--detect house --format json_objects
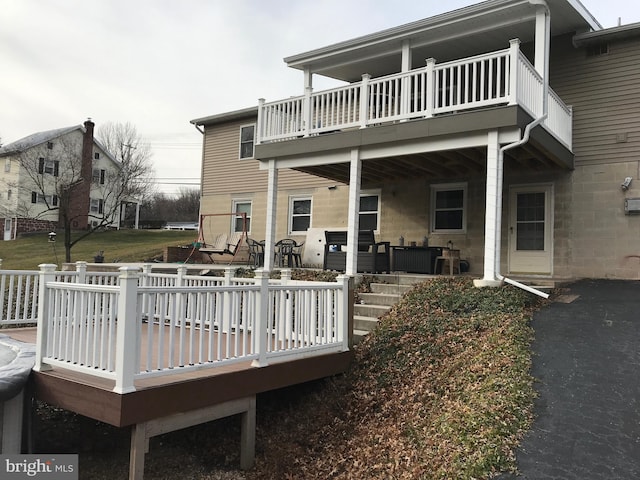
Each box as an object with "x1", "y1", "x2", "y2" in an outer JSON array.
[
  {"x1": 0, "y1": 119, "x2": 123, "y2": 240},
  {"x1": 192, "y1": 0, "x2": 640, "y2": 282}
]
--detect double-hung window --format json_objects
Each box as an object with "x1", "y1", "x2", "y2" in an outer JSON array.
[
  {"x1": 31, "y1": 192, "x2": 58, "y2": 206},
  {"x1": 431, "y1": 183, "x2": 467, "y2": 233},
  {"x1": 38, "y1": 158, "x2": 59, "y2": 176},
  {"x1": 289, "y1": 196, "x2": 312, "y2": 234},
  {"x1": 359, "y1": 192, "x2": 380, "y2": 232},
  {"x1": 232, "y1": 200, "x2": 252, "y2": 233},
  {"x1": 90, "y1": 198, "x2": 104, "y2": 214},
  {"x1": 239, "y1": 125, "x2": 255, "y2": 159},
  {"x1": 92, "y1": 168, "x2": 106, "y2": 184}
]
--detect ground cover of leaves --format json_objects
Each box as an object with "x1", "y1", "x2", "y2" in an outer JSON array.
[{"x1": 34, "y1": 277, "x2": 543, "y2": 479}]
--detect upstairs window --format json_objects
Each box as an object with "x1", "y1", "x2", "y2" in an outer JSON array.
[
  {"x1": 94, "y1": 152, "x2": 100, "y2": 160},
  {"x1": 92, "y1": 168, "x2": 106, "y2": 184},
  {"x1": 239, "y1": 125, "x2": 255, "y2": 159},
  {"x1": 431, "y1": 183, "x2": 467, "y2": 233},
  {"x1": 31, "y1": 192, "x2": 58, "y2": 206},
  {"x1": 359, "y1": 192, "x2": 380, "y2": 232},
  {"x1": 4, "y1": 158, "x2": 9, "y2": 172},
  {"x1": 47, "y1": 142, "x2": 53, "y2": 149},
  {"x1": 289, "y1": 196, "x2": 312, "y2": 234},
  {"x1": 38, "y1": 158, "x2": 59, "y2": 176}
]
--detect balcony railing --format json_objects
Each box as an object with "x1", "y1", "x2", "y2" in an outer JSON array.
[{"x1": 257, "y1": 39, "x2": 572, "y2": 150}]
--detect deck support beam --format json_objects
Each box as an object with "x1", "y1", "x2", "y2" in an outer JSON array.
[{"x1": 129, "y1": 396, "x2": 256, "y2": 480}]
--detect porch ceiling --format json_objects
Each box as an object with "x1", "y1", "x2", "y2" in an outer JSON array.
[
  {"x1": 285, "y1": 0, "x2": 600, "y2": 83},
  {"x1": 294, "y1": 141, "x2": 569, "y2": 187}
]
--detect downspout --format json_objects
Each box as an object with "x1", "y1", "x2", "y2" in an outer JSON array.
[{"x1": 496, "y1": 0, "x2": 551, "y2": 299}]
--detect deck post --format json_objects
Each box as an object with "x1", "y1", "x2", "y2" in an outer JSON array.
[
  {"x1": 303, "y1": 86, "x2": 313, "y2": 137},
  {"x1": 359, "y1": 74, "x2": 371, "y2": 128},
  {"x1": 75, "y1": 261, "x2": 87, "y2": 283},
  {"x1": 336, "y1": 274, "x2": 351, "y2": 351},
  {"x1": 176, "y1": 264, "x2": 187, "y2": 285},
  {"x1": 33, "y1": 264, "x2": 56, "y2": 372},
  {"x1": 425, "y1": 58, "x2": 435, "y2": 117},
  {"x1": 251, "y1": 269, "x2": 269, "y2": 367},
  {"x1": 508, "y1": 39, "x2": 520, "y2": 106},
  {"x1": 114, "y1": 266, "x2": 140, "y2": 394}
]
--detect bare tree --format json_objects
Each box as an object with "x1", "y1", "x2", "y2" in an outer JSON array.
[
  {"x1": 8, "y1": 122, "x2": 155, "y2": 262},
  {"x1": 96, "y1": 122, "x2": 156, "y2": 200}
]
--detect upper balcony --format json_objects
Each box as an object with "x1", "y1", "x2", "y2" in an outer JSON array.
[{"x1": 256, "y1": 40, "x2": 572, "y2": 152}]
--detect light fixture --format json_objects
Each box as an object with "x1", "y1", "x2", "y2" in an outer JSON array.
[
  {"x1": 48, "y1": 231, "x2": 57, "y2": 243},
  {"x1": 621, "y1": 177, "x2": 633, "y2": 191}
]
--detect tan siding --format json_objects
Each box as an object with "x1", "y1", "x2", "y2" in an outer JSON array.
[{"x1": 551, "y1": 35, "x2": 640, "y2": 166}]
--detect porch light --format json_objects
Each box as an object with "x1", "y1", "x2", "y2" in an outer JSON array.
[
  {"x1": 621, "y1": 177, "x2": 632, "y2": 191},
  {"x1": 48, "y1": 231, "x2": 57, "y2": 243}
]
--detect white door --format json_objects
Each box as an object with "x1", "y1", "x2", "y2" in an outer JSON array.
[
  {"x1": 508, "y1": 185, "x2": 553, "y2": 275},
  {"x1": 4, "y1": 218, "x2": 12, "y2": 241}
]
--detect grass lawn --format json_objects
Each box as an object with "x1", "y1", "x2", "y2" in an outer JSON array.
[{"x1": 0, "y1": 229, "x2": 197, "y2": 270}]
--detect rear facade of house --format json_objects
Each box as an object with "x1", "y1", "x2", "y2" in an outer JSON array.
[{"x1": 193, "y1": 0, "x2": 640, "y2": 281}]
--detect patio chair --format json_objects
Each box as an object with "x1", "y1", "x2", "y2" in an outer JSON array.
[
  {"x1": 275, "y1": 238, "x2": 301, "y2": 268},
  {"x1": 247, "y1": 238, "x2": 264, "y2": 268}
]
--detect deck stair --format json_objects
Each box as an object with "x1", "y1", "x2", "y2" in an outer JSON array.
[{"x1": 353, "y1": 275, "x2": 431, "y2": 343}]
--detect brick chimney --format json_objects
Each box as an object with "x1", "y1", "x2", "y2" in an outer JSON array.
[{"x1": 67, "y1": 118, "x2": 94, "y2": 229}]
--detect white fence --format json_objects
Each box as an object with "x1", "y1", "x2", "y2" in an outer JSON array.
[
  {"x1": 257, "y1": 39, "x2": 572, "y2": 149},
  {"x1": 14, "y1": 264, "x2": 349, "y2": 394}
]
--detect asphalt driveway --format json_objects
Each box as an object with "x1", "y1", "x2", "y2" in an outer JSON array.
[{"x1": 498, "y1": 279, "x2": 640, "y2": 479}]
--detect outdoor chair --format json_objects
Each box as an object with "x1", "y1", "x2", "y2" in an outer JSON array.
[
  {"x1": 246, "y1": 238, "x2": 265, "y2": 268},
  {"x1": 275, "y1": 238, "x2": 302, "y2": 268}
]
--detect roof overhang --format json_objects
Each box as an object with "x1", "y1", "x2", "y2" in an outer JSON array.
[
  {"x1": 191, "y1": 107, "x2": 258, "y2": 128},
  {"x1": 284, "y1": 0, "x2": 601, "y2": 82}
]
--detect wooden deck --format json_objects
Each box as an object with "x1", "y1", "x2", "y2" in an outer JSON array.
[{"x1": 6, "y1": 327, "x2": 352, "y2": 428}]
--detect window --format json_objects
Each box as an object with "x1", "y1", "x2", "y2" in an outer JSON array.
[
  {"x1": 94, "y1": 152, "x2": 100, "y2": 160},
  {"x1": 431, "y1": 183, "x2": 467, "y2": 233},
  {"x1": 47, "y1": 142, "x2": 53, "y2": 149},
  {"x1": 289, "y1": 196, "x2": 312, "y2": 234},
  {"x1": 359, "y1": 192, "x2": 380, "y2": 231},
  {"x1": 38, "y1": 158, "x2": 59, "y2": 176},
  {"x1": 90, "y1": 198, "x2": 104, "y2": 214},
  {"x1": 232, "y1": 200, "x2": 252, "y2": 232},
  {"x1": 7, "y1": 189, "x2": 11, "y2": 200},
  {"x1": 239, "y1": 125, "x2": 255, "y2": 159},
  {"x1": 31, "y1": 192, "x2": 58, "y2": 206},
  {"x1": 4, "y1": 158, "x2": 9, "y2": 172},
  {"x1": 92, "y1": 168, "x2": 106, "y2": 184},
  {"x1": 586, "y1": 43, "x2": 609, "y2": 57}
]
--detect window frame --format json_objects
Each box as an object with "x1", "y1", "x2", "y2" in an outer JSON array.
[
  {"x1": 288, "y1": 195, "x2": 312, "y2": 235},
  {"x1": 430, "y1": 182, "x2": 468, "y2": 234},
  {"x1": 239, "y1": 124, "x2": 256, "y2": 160},
  {"x1": 92, "y1": 168, "x2": 106, "y2": 185},
  {"x1": 359, "y1": 190, "x2": 381, "y2": 233},
  {"x1": 31, "y1": 192, "x2": 58, "y2": 206},
  {"x1": 231, "y1": 199, "x2": 252, "y2": 233},
  {"x1": 90, "y1": 198, "x2": 104, "y2": 214}
]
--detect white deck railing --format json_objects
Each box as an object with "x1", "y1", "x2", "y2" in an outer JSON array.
[
  {"x1": 257, "y1": 39, "x2": 572, "y2": 149},
  {"x1": 23, "y1": 264, "x2": 349, "y2": 394}
]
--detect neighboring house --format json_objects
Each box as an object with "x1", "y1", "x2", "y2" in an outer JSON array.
[
  {"x1": 0, "y1": 119, "x2": 122, "y2": 240},
  {"x1": 192, "y1": 0, "x2": 640, "y2": 281}
]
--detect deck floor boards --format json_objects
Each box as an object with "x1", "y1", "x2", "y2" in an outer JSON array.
[{"x1": 4, "y1": 326, "x2": 352, "y2": 427}]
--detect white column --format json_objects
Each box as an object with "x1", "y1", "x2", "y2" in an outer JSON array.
[
  {"x1": 346, "y1": 149, "x2": 362, "y2": 276},
  {"x1": 263, "y1": 160, "x2": 278, "y2": 271},
  {"x1": 134, "y1": 201, "x2": 140, "y2": 229},
  {"x1": 34, "y1": 264, "x2": 57, "y2": 372},
  {"x1": 534, "y1": 5, "x2": 549, "y2": 77},
  {"x1": 474, "y1": 131, "x2": 502, "y2": 288}
]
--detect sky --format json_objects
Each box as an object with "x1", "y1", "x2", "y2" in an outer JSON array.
[{"x1": 2, "y1": 0, "x2": 640, "y2": 196}]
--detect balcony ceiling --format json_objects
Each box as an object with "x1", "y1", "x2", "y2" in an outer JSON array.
[
  {"x1": 293, "y1": 141, "x2": 569, "y2": 188},
  {"x1": 285, "y1": 0, "x2": 600, "y2": 83}
]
